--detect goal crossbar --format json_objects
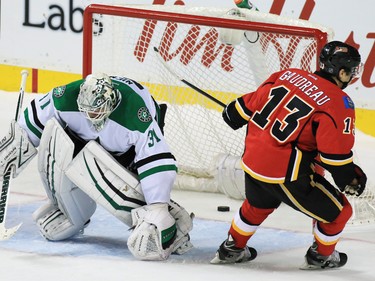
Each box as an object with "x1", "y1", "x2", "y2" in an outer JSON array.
[{"x1": 83, "y1": 4, "x2": 328, "y2": 77}]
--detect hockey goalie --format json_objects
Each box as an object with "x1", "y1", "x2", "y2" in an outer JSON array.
[{"x1": 0, "y1": 73, "x2": 193, "y2": 260}]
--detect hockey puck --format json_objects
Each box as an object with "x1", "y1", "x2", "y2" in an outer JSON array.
[{"x1": 217, "y1": 206, "x2": 230, "y2": 212}]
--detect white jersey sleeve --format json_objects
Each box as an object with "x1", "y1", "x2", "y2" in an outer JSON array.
[{"x1": 18, "y1": 91, "x2": 59, "y2": 147}]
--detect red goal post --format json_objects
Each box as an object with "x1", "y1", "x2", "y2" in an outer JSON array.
[
  {"x1": 82, "y1": 4, "x2": 329, "y2": 77},
  {"x1": 81, "y1": 4, "x2": 375, "y2": 225}
]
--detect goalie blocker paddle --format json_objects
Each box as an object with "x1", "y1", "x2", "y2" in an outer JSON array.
[
  {"x1": 153, "y1": 47, "x2": 226, "y2": 108},
  {"x1": 0, "y1": 69, "x2": 29, "y2": 240}
]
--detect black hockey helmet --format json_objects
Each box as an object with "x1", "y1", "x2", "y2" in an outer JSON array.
[{"x1": 319, "y1": 41, "x2": 361, "y2": 78}]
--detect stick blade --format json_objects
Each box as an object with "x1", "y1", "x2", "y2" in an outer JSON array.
[
  {"x1": 210, "y1": 254, "x2": 226, "y2": 264},
  {"x1": 0, "y1": 223, "x2": 22, "y2": 240}
]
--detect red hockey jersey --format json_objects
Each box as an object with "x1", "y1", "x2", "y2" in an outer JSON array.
[{"x1": 233, "y1": 68, "x2": 355, "y2": 184}]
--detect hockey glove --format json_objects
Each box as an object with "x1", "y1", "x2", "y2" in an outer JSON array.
[
  {"x1": 127, "y1": 203, "x2": 177, "y2": 260},
  {"x1": 343, "y1": 164, "x2": 367, "y2": 197},
  {"x1": 222, "y1": 101, "x2": 248, "y2": 130}
]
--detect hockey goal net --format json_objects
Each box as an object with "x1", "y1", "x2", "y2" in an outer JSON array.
[{"x1": 82, "y1": 4, "x2": 375, "y2": 225}]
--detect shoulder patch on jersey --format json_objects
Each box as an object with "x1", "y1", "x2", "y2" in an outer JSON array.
[
  {"x1": 343, "y1": 96, "x2": 355, "y2": 109},
  {"x1": 137, "y1": 107, "x2": 152, "y2": 122},
  {"x1": 53, "y1": 86, "x2": 66, "y2": 98}
]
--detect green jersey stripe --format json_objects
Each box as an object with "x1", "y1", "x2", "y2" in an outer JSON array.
[
  {"x1": 138, "y1": 164, "x2": 177, "y2": 180},
  {"x1": 24, "y1": 108, "x2": 42, "y2": 139}
]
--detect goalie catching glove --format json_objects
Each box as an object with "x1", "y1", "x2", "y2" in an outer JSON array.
[
  {"x1": 127, "y1": 203, "x2": 177, "y2": 261},
  {"x1": 0, "y1": 120, "x2": 37, "y2": 178},
  {"x1": 127, "y1": 201, "x2": 194, "y2": 261}
]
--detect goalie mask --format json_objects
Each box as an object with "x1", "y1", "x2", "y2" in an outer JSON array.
[
  {"x1": 319, "y1": 41, "x2": 362, "y2": 88},
  {"x1": 78, "y1": 73, "x2": 121, "y2": 131}
]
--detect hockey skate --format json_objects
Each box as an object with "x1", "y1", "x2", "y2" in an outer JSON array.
[
  {"x1": 210, "y1": 235, "x2": 257, "y2": 264},
  {"x1": 300, "y1": 243, "x2": 347, "y2": 270}
]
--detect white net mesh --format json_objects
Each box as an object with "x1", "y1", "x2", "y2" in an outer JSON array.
[
  {"x1": 87, "y1": 5, "x2": 325, "y2": 173},
  {"x1": 83, "y1": 4, "x2": 374, "y2": 225}
]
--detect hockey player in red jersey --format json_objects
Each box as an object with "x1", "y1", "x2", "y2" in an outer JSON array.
[{"x1": 211, "y1": 41, "x2": 367, "y2": 269}]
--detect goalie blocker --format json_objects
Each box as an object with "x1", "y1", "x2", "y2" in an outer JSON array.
[
  {"x1": 0, "y1": 120, "x2": 37, "y2": 239},
  {"x1": 0, "y1": 120, "x2": 37, "y2": 179},
  {"x1": 33, "y1": 118, "x2": 193, "y2": 260}
]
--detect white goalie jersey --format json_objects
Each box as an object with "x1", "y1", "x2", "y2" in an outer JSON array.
[
  {"x1": 13, "y1": 74, "x2": 193, "y2": 261},
  {"x1": 18, "y1": 75, "x2": 177, "y2": 205}
]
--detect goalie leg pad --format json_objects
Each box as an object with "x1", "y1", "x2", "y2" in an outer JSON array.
[
  {"x1": 65, "y1": 140, "x2": 146, "y2": 227},
  {"x1": 127, "y1": 203, "x2": 177, "y2": 260},
  {"x1": 36, "y1": 119, "x2": 96, "y2": 240},
  {"x1": 0, "y1": 120, "x2": 37, "y2": 178},
  {"x1": 32, "y1": 202, "x2": 89, "y2": 241}
]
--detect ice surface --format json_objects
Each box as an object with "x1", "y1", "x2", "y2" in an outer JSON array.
[{"x1": 1, "y1": 91, "x2": 374, "y2": 281}]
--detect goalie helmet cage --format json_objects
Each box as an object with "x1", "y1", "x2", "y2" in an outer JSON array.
[{"x1": 82, "y1": 4, "x2": 375, "y2": 225}]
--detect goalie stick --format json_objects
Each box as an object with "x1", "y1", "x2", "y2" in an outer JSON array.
[
  {"x1": 153, "y1": 47, "x2": 226, "y2": 108},
  {"x1": 0, "y1": 70, "x2": 29, "y2": 240}
]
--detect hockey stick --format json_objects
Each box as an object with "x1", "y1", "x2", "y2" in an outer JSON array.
[
  {"x1": 153, "y1": 47, "x2": 226, "y2": 108},
  {"x1": 0, "y1": 69, "x2": 29, "y2": 240}
]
